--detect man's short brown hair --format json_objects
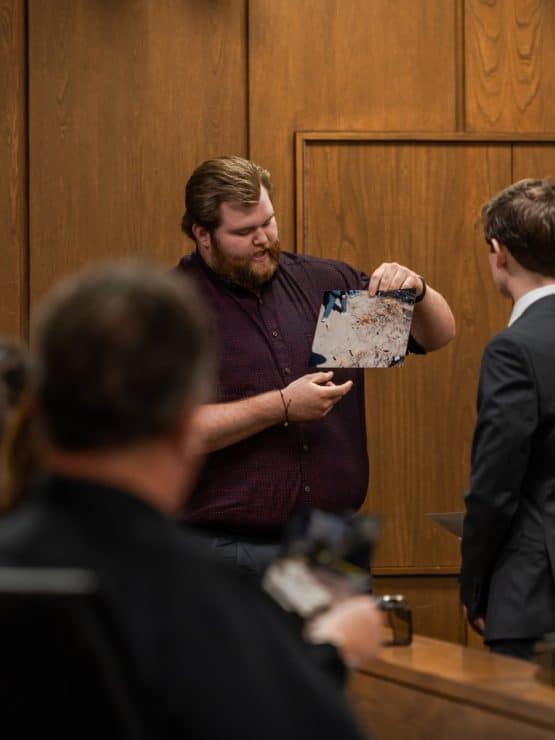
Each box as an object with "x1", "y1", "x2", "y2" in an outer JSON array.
[
  {"x1": 181, "y1": 156, "x2": 272, "y2": 239},
  {"x1": 482, "y1": 178, "x2": 555, "y2": 276},
  {"x1": 34, "y1": 262, "x2": 213, "y2": 451}
]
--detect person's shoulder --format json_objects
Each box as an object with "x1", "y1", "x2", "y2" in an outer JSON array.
[
  {"x1": 280, "y1": 251, "x2": 356, "y2": 272},
  {"x1": 173, "y1": 251, "x2": 208, "y2": 281},
  {"x1": 279, "y1": 251, "x2": 367, "y2": 286},
  {"x1": 0, "y1": 491, "x2": 62, "y2": 566},
  {"x1": 480, "y1": 327, "x2": 534, "y2": 380},
  {"x1": 0, "y1": 504, "x2": 38, "y2": 553},
  {"x1": 486, "y1": 309, "x2": 546, "y2": 354},
  {"x1": 486, "y1": 309, "x2": 555, "y2": 378},
  {"x1": 483, "y1": 327, "x2": 521, "y2": 357},
  {"x1": 512, "y1": 296, "x2": 555, "y2": 338}
]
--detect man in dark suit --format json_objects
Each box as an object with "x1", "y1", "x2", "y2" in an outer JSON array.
[
  {"x1": 0, "y1": 262, "x2": 381, "y2": 738},
  {"x1": 461, "y1": 179, "x2": 555, "y2": 661}
]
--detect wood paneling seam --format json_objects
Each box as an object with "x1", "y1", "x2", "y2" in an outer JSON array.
[
  {"x1": 455, "y1": 0, "x2": 466, "y2": 132},
  {"x1": 22, "y1": 0, "x2": 30, "y2": 340}
]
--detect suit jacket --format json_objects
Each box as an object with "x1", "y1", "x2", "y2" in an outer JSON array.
[
  {"x1": 461, "y1": 295, "x2": 555, "y2": 642},
  {"x1": 0, "y1": 475, "x2": 365, "y2": 740}
]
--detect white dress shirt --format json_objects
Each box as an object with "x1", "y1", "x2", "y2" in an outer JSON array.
[{"x1": 508, "y1": 284, "x2": 555, "y2": 326}]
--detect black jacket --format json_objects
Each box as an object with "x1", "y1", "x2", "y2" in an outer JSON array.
[
  {"x1": 0, "y1": 474, "x2": 366, "y2": 739},
  {"x1": 461, "y1": 295, "x2": 555, "y2": 641}
]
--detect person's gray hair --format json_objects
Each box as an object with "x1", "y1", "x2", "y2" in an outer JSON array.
[{"x1": 33, "y1": 261, "x2": 214, "y2": 451}]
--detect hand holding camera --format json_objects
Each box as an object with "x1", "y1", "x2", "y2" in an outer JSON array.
[
  {"x1": 262, "y1": 509, "x2": 412, "y2": 667},
  {"x1": 305, "y1": 594, "x2": 384, "y2": 668}
]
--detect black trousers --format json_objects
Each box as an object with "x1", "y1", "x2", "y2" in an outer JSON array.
[
  {"x1": 188, "y1": 526, "x2": 373, "y2": 592},
  {"x1": 488, "y1": 638, "x2": 537, "y2": 662},
  {"x1": 188, "y1": 528, "x2": 281, "y2": 579}
]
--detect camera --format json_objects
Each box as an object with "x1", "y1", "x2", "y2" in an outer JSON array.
[{"x1": 262, "y1": 509, "x2": 412, "y2": 645}]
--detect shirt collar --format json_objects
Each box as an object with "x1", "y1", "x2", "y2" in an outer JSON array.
[{"x1": 508, "y1": 284, "x2": 555, "y2": 326}]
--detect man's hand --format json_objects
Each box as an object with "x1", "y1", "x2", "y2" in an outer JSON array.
[
  {"x1": 368, "y1": 262, "x2": 425, "y2": 298},
  {"x1": 463, "y1": 605, "x2": 485, "y2": 636},
  {"x1": 282, "y1": 371, "x2": 353, "y2": 422},
  {"x1": 368, "y1": 261, "x2": 455, "y2": 350},
  {"x1": 195, "y1": 372, "x2": 352, "y2": 452},
  {"x1": 305, "y1": 595, "x2": 383, "y2": 668}
]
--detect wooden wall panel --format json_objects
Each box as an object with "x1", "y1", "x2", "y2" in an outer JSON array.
[
  {"x1": 28, "y1": 0, "x2": 247, "y2": 306},
  {"x1": 301, "y1": 137, "x2": 510, "y2": 569},
  {"x1": 250, "y1": 0, "x2": 459, "y2": 252},
  {"x1": 512, "y1": 144, "x2": 555, "y2": 181},
  {"x1": 373, "y1": 575, "x2": 464, "y2": 645},
  {"x1": 0, "y1": 0, "x2": 26, "y2": 338},
  {"x1": 466, "y1": 0, "x2": 555, "y2": 132}
]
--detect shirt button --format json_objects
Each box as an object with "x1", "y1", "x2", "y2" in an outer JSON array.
[
  {"x1": 304, "y1": 485, "x2": 311, "y2": 493},
  {"x1": 284, "y1": 367, "x2": 291, "y2": 375},
  {"x1": 272, "y1": 330, "x2": 279, "y2": 337},
  {"x1": 302, "y1": 444, "x2": 309, "y2": 452}
]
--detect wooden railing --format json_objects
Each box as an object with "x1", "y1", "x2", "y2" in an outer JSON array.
[{"x1": 349, "y1": 633, "x2": 555, "y2": 740}]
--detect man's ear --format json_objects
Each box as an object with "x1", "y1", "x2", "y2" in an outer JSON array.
[
  {"x1": 491, "y1": 239, "x2": 508, "y2": 269},
  {"x1": 192, "y1": 224, "x2": 211, "y2": 252}
]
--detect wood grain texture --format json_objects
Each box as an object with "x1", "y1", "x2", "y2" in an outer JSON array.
[
  {"x1": 373, "y1": 575, "x2": 465, "y2": 645},
  {"x1": 301, "y1": 137, "x2": 511, "y2": 569},
  {"x1": 349, "y1": 633, "x2": 555, "y2": 738},
  {"x1": 249, "y1": 0, "x2": 458, "y2": 252},
  {"x1": 466, "y1": 0, "x2": 555, "y2": 132},
  {"x1": 512, "y1": 143, "x2": 555, "y2": 181},
  {"x1": 349, "y1": 671, "x2": 555, "y2": 740},
  {"x1": 28, "y1": 0, "x2": 247, "y2": 305},
  {"x1": 0, "y1": 0, "x2": 26, "y2": 338}
]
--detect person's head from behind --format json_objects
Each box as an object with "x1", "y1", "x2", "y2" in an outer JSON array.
[
  {"x1": 33, "y1": 262, "x2": 213, "y2": 510},
  {"x1": 482, "y1": 178, "x2": 555, "y2": 296},
  {"x1": 181, "y1": 156, "x2": 280, "y2": 291}
]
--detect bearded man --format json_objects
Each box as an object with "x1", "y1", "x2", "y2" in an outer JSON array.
[{"x1": 176, "y1": 156, "x2": 455, "y2": 576}]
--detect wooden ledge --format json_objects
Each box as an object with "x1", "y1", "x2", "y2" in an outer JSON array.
[{"x1": 351, "y1": 633, "x2": 555, "y2": 733}]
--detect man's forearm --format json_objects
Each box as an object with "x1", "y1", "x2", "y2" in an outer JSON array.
[
  {"x1": 195, "y1": 372, "x2": 354, "y2": 453},
  {"x1": 411, "y1": 285, "x2": 456, "y2": 351},
  {"x1": 195, "y1": 391, "x2": 284, "y2": 453}
]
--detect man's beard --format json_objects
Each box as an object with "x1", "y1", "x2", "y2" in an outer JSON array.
[{"x1": 210, "y1": 237, "x2": 281, "y2": 291}]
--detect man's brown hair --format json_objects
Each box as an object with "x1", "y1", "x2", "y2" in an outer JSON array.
[
  {"x1": 482, "y1": 178, "x2": 555, "y2": 276},
  {"x1": 34, "y1": 262, "x2": 213, "y2": 451},
  {"x1": 181, "y1": 156, "x2": 272, "y2": 239}
]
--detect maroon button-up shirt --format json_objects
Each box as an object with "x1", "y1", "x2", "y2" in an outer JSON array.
[{"x1": 177, "y1": 250, "x2": 422, "y2": 534}]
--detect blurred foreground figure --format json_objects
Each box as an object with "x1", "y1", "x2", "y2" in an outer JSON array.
[
  {"x1": 461, "y1": 180, "x2": 555, "y2": 661},
  {"x1": 0, "y1": 262, "x2": 379, "y2": 739},
  {"x1": 0, "y1": 341, "x2": 34, "y2": 511}
]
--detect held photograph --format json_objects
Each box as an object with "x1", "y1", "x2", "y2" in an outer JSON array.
[{"x1": 310, "y1": 289, "x2": 416, "y2": 369}]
